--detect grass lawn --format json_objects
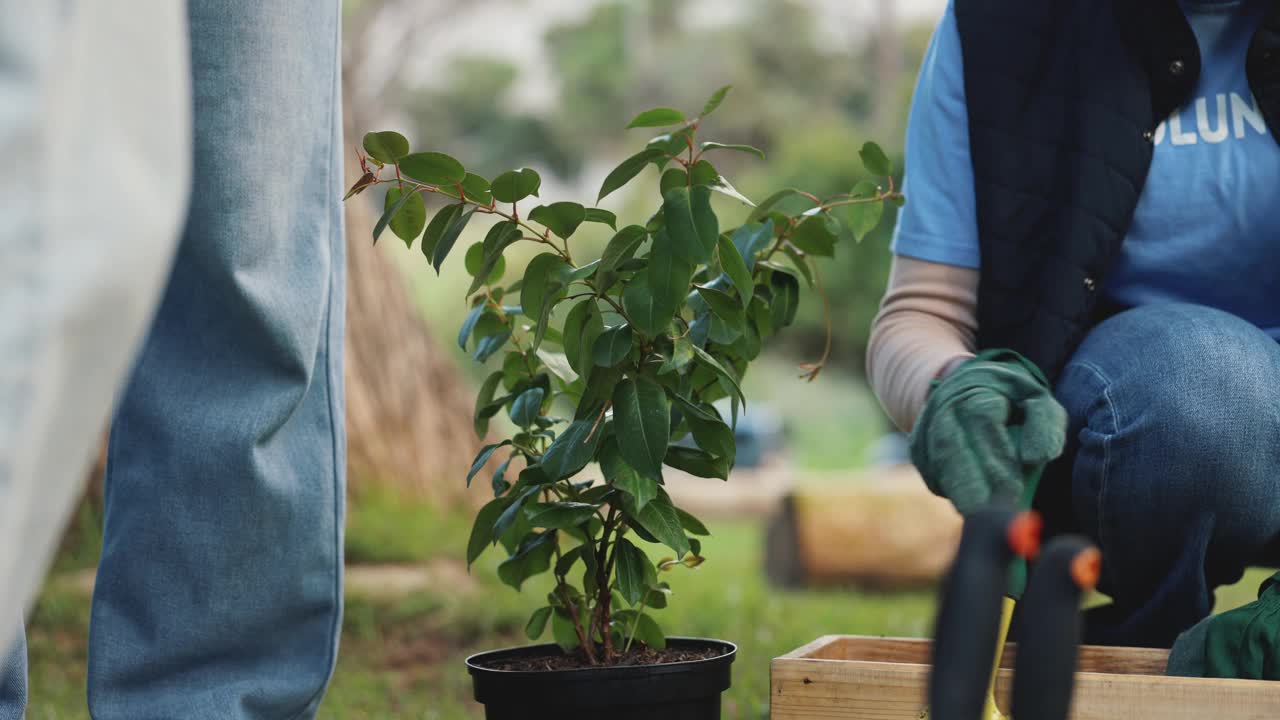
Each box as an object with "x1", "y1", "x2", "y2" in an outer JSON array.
[
  {"x1": 22, "y1": 496, "x2": 1275, "y2": 719},
  {"x1": 25, "y1": 515, "x2": 935, "y2": 719}
]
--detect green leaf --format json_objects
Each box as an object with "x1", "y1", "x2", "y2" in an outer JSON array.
[
  {"x1": 701, "y1": 85, "x2": 732, "y2": 117},
  {"x1": 708, "y1": 174, "x2": 756, "y2": 207},
  {"x1": 631, "y1": 613, "x2": 667, "y2": 650},
  {"x1": 383, "y1": 187, "x2": 427, "y2": 246},
  {"x1": 540, "y1": 415, "x2": 606, "y2": 481},
  {"x1": 421, "y1": 203, "x2": 462, "y2": 260},
  {"x1": 690, "y1": 345, "x2": 745, "y2": 410},
  {"x1": 615, "y1": 539, "x2": 652, "y2": 606},
  {"x1": 509, "y1": 387, "x2": 545, "y2": 427},
  {"x1": 613, "y1": 377, "x2": 670, "y2": 480},
  {"x1": 492, "y1": 455, "x2": 513, "y2": 496},
  {"x1": 689, "y1": 160, "x2": 719, "y2": 187},
  {"x1": 575, "y1": 365, "x2": 622, "y2": 420},
  {"x1": 363, "y1": 131, "x2": 410, "y2": 164},
  {"x1": 695, "y1": 285, "x2": 746, "y2": 335},
  {"x1": 562, "y1": 300, "x2": 604, "y2": 377},
  {"x1": 468, "y1": 440, "x2": 512, "y2": 487},
  {"x1": 838, "y1": 180, "x2": 885, "y2": 242},
  {"x1": 664, "y1": 446, "x2": 730, "y2": 480},
  {"x1": 526, "y1": 606, "x2": 553, "y2": 640},
  {"x1": 457, "y1": 305, "x2": 484, "y2": 350},
  {"x1": 529, "y1": 202, "x2": 587, "y2": 240},
  {"x1": 432, "y1": 207, "x2": 475, "y2": 272},
  {"x1": 622, "y1": 491, "x2": 690, "y2": 557},
  {"x1": 647, "y1": 127, "x2": 694, "y2": 160},
  {"x1": 469, "y1": 222, "x2": 523, "y2": 295},
  {"x1": 731, "y1": 220, "x2": 775, "y2": 265},
  {"x1": 675, "y1": 396, "x2": 735, "y2": 459},
  {"x1": 491, "y1": 168, "x2": 542, "y2": 204},
  {"x1": 791, "y1": 213, "x2": 836, "y2": 257},
  {"x1": 716, "y1": 235, "x2": 754, "y2": 304},
  {"x1": 464, "y1": 243, "x2": 507, "y2": 286},
  {"x1": 648, "y1": 227, "x2": 694, "y2": 312},
  {"x1": 498, "y1": 531, "x2": 557, "y2": 590},
  {"x1": 781, "y1": 246, "x2": 815, "y2": 287},
  {"x1": 770, "y1": 270, "x2": 801, "y2": 328},
  {"x1": 554, "y1": 545, "x2": 585, "y2": 577},
  {"x1": 663, "y1": 186, "x2": 719, "y2": 264},
  {"x1": 624, "y1": 276, "x2": 678, "y2": 340},
  {"x1": 659, "y1": 168, "x2": 688, "y2": 197},
  {"x1": 474, "y1": 372, "x2": 505, "y2": 438},
  {"x1": 659, "y1": 335, "x2": 695, "y2": 374},
  {"x1": 599, "y1": 226, "x2": 648, "y2": 274},
  {"x1": 473, "y1": 328, "x2": 511, "y2": 363},
  {"x1": 467, "y1": 497, "x2": 510, "y2": 567},
  {"x1": 493, "y1": 486, "x2": 540, "y2": 545},
  {"x1": 436, "y1": 172, "x2": 494, "y2": 206},
  {"x1": 699, "y1": 141, "x2": 765, "y2": 160},
  {"x1": 372, "y1": 187, "x2": 416, "y2": 245},
  {"x1": 593, "y1": 325, "x2": 634, "y2": 367},
  {"x1": 675, "y1": 506, "x2": 710, "y2": 536},
  {"x1": 747, "y1": 188, "x2": 807, "y2": 223},
  {"x1": 644, "y1": 582, "x2": 672, "y2": 609},
  {"x1": 598, "y1": 148, "x2": 665, "y2": 202},
  {"x1": 859, "y1": 141, "x2": 892, "y2": 176},
  {"x1": 527, "y1": 502, "x2": 600, "y2": 530},
  {"x1": 584, "y1": 207, "x2": 618, "y2": 230},
  {"x1": 462, "y1": 173, "x2": 493, "y2": 205},
  {"x1": 749, "y1": 296, "x2": 773, "y2": 341},
  {"x1": 399, "y1": 151, "x2": 466, "y2": 185},
  {"x1": 601, "y1": 437, "x2": 658, "y2": 509},
  {"x1": 627, "y1": 107, "x2": 686, "y2": 129},
  {"x1": 535, "y1": 348, "x2": 578, "y2": 384},
  {"x1": 521, "y1": 253, "x2": 572, "y2": 320},
  {"x1": 552, "y1": 608, "x2": 580, "y2": 650}
]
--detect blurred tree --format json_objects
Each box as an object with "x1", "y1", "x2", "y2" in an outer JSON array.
[
  {"x1": 404, "y1": 57, "x2": 579, "y2": 178},
  {"x1": 342, "y1": 0, "x2": 490, "y2": 506}
]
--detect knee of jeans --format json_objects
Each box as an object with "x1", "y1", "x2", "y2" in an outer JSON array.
[
  {"x1": 1123, "y1": 357, "x2": 1280, "y2": 511},
  {"x1": 1071, "y1": 304, "x2": 1280, "y2": 498}
]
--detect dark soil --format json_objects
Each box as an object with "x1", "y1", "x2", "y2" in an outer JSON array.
[{"x1": 481, "y1": 644, "x2": 726, "y2": 672}]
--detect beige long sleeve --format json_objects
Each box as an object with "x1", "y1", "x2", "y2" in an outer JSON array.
[{"x1": 866, "y1": 256, "x2": 980, "y2": 432}]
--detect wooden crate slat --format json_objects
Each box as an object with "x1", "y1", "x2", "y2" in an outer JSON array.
[{"x1": 771, "y1": 636, "x2": 1280, "y2": 719}]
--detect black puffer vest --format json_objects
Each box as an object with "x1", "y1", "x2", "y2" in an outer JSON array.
[{"x1": 954, "y1": 0, "x2": 1280, "y2": 381}]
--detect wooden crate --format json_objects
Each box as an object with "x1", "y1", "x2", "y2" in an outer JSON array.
[{"x1": 771, "y1": 635, "x2": 1280, "y2": 719}]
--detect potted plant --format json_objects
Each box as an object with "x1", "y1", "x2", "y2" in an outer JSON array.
[{"x1": 346, "y1": 86, "x2": 900, "y2": 719}]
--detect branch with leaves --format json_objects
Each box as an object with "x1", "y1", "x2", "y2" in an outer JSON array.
[{"x1": 346, "y1": 86, "x2": 901, "y2": 665}]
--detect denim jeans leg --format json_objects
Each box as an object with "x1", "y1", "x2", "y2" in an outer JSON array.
[
  {"x1": 0, "y1": 631, "x2": 25, "y2": 720},
  {"x1": 1056, "y1": 303, "x2": 1280, "y2": 648},
  {"x1": 86, "y1": 2, "x2": 345, "y2": 718}
]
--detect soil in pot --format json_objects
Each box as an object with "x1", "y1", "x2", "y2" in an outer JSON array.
[{"x1": 467, "y1": 637, "x2": 736, "y2": 720}]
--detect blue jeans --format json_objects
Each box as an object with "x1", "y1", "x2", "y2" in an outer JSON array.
[
  {"x1": 0, "y1": 1, "x2": 346, "y2": 717},
  {"x1": 1052, "y1": 303, "x2": 1280, "y2": 648}
]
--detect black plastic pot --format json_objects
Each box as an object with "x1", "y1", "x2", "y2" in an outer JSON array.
[{"x1": 466, "y1": 637, "x2": 737, "y2": 719}]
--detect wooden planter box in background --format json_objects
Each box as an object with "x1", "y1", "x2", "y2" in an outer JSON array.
[{"x1": 771, "y1": 635, "x2": 1280, "y2": 719}]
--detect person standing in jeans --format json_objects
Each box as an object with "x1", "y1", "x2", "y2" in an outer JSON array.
[
  {"x1": 870, "y1": 0, "x2": 1280, "y2": 678},
  {"x1": 0, "y1": 1, "x2": 346, "y2": 717}
]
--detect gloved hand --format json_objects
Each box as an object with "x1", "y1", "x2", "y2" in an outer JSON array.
[
  {"x1": 1167, "y1": 571, "x2": 1280, "y2": 679},
  {"x1": 909, "y1": 349, "x2": 1068, "y2": 516}
]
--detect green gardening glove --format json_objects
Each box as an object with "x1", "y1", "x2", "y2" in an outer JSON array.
[
  {"x1": 1167, "y1": 572, "x2": 1280, "y2": 679},
  {"x1": 909, "y1": 349, "x2": 1068, "y2": 517}
]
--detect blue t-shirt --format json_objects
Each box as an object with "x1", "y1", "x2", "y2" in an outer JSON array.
[{"x1": 893, "y1": 0, "x2": 1280, "y2": 339}]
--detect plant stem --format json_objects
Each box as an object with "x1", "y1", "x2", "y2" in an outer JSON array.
[
  {"x1": 558, "y1": 584, "x2": 597, "y2": 666},
  {"x1": 798, "y1": 259, "x2": 832, "y2": 382},
  {"x1": 623, "y1": 597, "x2": 649, "y2": 654}
]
